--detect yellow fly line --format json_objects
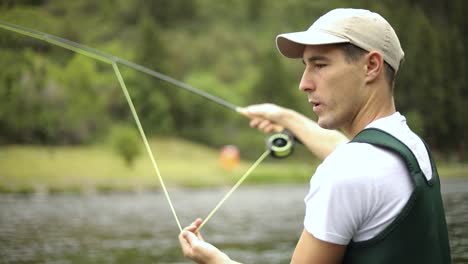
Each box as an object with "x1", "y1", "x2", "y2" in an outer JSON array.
[
  {"x1": 196, "y1": 149, "x2": 271, "y2": 232},
  {"x1": 112, "y1": 62, "x2": 183, "y2": 231},
  {"x1": 0, "y1": 20, "x2": 272, "y2": 232}
]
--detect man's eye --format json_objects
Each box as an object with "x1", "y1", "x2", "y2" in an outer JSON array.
[{"x1": 315, "y1": 64, "x2": 327, "y2": 69}]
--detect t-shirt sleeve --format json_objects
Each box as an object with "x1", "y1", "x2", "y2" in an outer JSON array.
[{"x1": 303, "y1": 144, "x2": 377, "y2": 245}]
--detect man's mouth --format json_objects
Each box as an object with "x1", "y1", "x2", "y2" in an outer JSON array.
[
  {"x1": 309, "y1": 100, "x2": 322, "y2": 112},
  {"x1": 309, "y1": 99, "x2": 320, "y2": 107}
]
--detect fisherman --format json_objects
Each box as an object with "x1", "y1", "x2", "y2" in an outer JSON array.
[{"x1": 179, "y1": 8, "x2": 451, "y2": 263}]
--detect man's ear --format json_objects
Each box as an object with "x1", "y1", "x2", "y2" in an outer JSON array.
[{"x1": 364, "y1": 51, "x2": 384, "y2": 83}]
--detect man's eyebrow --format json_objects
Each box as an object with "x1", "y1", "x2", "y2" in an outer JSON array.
[{"x1": 302, "y1": 55, "x2": 330, "y2": 65}]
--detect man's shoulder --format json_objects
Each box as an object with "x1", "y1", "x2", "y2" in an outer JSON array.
[
  {"x1": 327, "y1": 140, "x2": 399, "y2": 165},
  {"x1": 364, "y1": 112, "x2": 433, "y2": 180},
  {"x1": 318, "y1": 142, "x2": 403, "y2": 183}
]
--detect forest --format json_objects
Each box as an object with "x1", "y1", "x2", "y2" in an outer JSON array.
[{"x1": 0, "y1": 0, "x2": 466, "y2": 160}]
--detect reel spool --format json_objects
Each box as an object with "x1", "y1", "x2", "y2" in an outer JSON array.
[{"x1": 266, "y1": 131, "x2": 296, "y2": 158}]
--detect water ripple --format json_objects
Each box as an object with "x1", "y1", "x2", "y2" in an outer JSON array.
[{"x1": 0, "y1": 181, "x2": 466, "y2": 263}]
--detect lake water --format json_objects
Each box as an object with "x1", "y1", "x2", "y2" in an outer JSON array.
[{"x1": 1, "y1": 179, "x2": 467, "y2": 263}]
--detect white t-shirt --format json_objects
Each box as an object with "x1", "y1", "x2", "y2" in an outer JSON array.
[{"x1": 304, "y1": 112, "x2": 432, "y2": 245}]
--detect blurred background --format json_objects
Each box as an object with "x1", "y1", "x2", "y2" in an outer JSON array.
[{"x1": 0, "y1": 0, "x2": 467, "y2": 263}]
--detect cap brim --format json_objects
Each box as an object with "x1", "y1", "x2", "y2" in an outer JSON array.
[{"x1": 276, "y1": 30, "x2": 350, "y2": 58}]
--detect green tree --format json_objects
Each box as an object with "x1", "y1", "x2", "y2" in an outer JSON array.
[
  {"x1": 109, "y1": 124, "x2": 141, "y2": 167},
  {"x1": 251, "y1": 48, "x2": 297, "y2": 106},
  {"x1": 132, "y1": 15, "x2": 175, "y2": 134},
  {"x1": 0, "y1": 0, "x2": 466, "y2": 158}
]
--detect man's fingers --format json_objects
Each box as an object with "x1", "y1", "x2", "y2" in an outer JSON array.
[
  {"x1": 191, "y1": 218, "x2": 203, "y2": 229},
  {"x1": 182, "y1": 218, "x2": 205, "y2": 242},
  {"x1": 184, "y1": 218, "x2": 203, "y2": 232},
  {"x1": 270, "y1": 123, "x2": 285, "y2": 133},
  {"x1": 243, "y1": 104, "x2": 287, "y2": 134},
  {"x1": 240, "y1": 105, "x2": 268, "y2": 119},
  {"x1": 264, "y1": 124, "x2": 275, "y2": 133},
  {"x1": 250, "y1": 118, "x2": 284, "y2": 133},
  {"x1": 258, "y1": 119, "x2": 272, "y2": 131},
  {"x1": 249, "y1": 118, "x2": 262, "y2": 128},
  {"x1": 179, "y1": 231, "x2": 193, "y2": 257},
  {"x1": 182, "y1": 230, "x2": 197, "y2": 244}
]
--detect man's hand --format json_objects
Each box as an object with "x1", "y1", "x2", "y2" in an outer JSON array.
[
  {"x1": 238, "y1": 103, "x2": 289, "y2": 133},
  {"x1": 178, "y1": 218, "x2": 231, "y2": 264},
  {"x1": 238, "y1": 103, "x2": 348, "y2": 160}
]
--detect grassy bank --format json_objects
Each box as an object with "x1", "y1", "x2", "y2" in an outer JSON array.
[
  {"x1": 0, "y1": 138, "x2": 466, "y2": 194},
  {"x1": 0, "y1": 137, "x2": 318, "y2": 193}
]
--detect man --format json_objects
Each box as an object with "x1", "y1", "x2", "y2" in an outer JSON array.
[{"x1": 179, "y1": 8, "x2": 451, "y2": 263}]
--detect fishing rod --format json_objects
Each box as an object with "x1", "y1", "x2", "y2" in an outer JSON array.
[
  {"x1": 0, "y1": 20, "x2": 238, "y2": 112},
  {"x1": 0, "y1": 19, "x2": 296, "y2": 157},
  {"x1": 0, "y1": 20, "x2": 297, "y2": 231}
]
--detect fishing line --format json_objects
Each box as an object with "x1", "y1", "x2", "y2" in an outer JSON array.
[
  {"x1": 0, "y1": 20, "x2": 296, "y2": 232},
  {"x1": 112, "y1": 63, "x2": 182, "y2": 231},
  {"x1": 196, "y1": 149, "x2": 271, "y2": 232},
  {"x1": 0, "y1": 20, "x2": 240, "y2": 231}
]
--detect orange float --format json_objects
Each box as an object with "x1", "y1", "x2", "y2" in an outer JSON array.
[{"x1": 219, "y1": 145, "x2": 240, "y2": 171}]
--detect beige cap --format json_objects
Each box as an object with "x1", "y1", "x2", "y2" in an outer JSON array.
[{"x1": 276, "y1": 8, "x2": 404, "y2": 72}]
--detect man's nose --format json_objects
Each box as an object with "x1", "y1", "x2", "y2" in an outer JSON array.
[{"x1": 299, "y1": 71, "x2": 316, "y2": 92}]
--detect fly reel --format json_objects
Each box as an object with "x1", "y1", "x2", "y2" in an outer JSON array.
[{"x1": 266, "y1": 131, "x2": 296, "y2": 158}]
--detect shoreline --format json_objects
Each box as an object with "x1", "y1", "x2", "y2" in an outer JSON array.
[
  {"x1": 1, "y1": 173, "x2": 466, "y2": 195},
  {"x1": 1, "y1": 142, "x2": 466, "y2": 194}
]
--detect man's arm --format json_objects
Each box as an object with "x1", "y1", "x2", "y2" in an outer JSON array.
[
  {"x1": 239, "y1": 104, "x2": 348, "y2": 160},
  {"x1": 291, "y1": 229, "x2": 346, "y2": 264}
]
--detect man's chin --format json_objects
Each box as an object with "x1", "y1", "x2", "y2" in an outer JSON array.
[{"x1": 317, "y1": 119, "x2": 336, "y2": 130}]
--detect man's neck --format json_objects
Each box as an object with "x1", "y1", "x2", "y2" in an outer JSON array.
[{"x1": 345, "y1": 92, "x2": 396, "y2": 139}]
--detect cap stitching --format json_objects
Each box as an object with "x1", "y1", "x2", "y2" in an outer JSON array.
[
  {"x1": 382, "y1": 26, "x2": 392, "y2": 68},
  {"x1": 317, "y1": 28, "x2": 350, "y2": 41},
  {"x1": 382, "y1": 26, "x2": 390, "y2": 53}
]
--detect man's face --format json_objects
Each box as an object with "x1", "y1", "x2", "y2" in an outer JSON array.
[{"x1": 300, "y1": 45, "x2": 368, "y2": 132}]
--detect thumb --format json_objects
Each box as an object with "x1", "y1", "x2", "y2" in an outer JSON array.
[
  {"x1": 236, "y1": 107, "x2": 250, "y2": 118},
  {"x1": 238, "y1": 104, "x2": 272, "y2": 119}
]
